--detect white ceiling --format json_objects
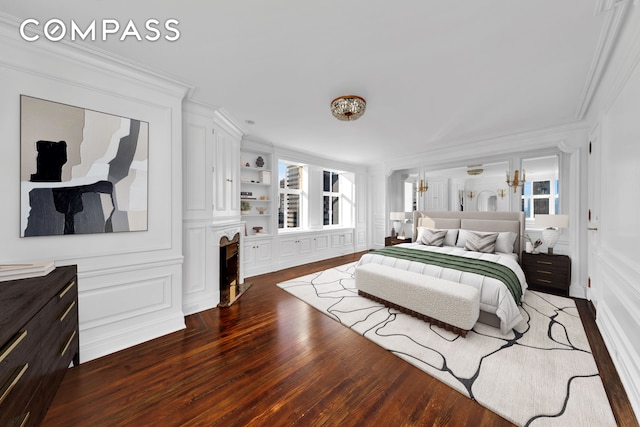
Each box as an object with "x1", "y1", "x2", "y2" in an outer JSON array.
[{"x1": 0, "y1": 1, "x2": 608, "y2": 165}]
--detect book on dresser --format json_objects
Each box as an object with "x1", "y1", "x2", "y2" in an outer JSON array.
[{"x1": 0, "y1": 265, "x2": 79, "y2": 426}]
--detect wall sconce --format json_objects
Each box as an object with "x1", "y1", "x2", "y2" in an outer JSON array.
[
  {"x1": 497, "y1": 189, "x2": 506, "y2": 199},
  {"x1": 467, "y1": 191, "x2": 475, "y2": 199},
  {"x1": 418, "y1": 179, "x2": 429, "y2": 195},
  {"x1": 506, "y1": 169, "x2": 525, "y2": 192}
]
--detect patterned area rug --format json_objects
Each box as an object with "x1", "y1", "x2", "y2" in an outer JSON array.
[{"x1": 277, "y1": 262, "x2": 616, "y2": 427}]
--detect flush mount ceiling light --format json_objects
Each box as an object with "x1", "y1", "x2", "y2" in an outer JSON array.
[
  {"x1": 467, "y1": 164, "x2": 484, "y2": 175},
  {"x1": 330, "y1": 95, "x2": 366, "y2": 121}
]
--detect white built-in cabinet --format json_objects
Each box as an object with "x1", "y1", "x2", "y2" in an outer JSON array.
[
  {"x1": 243, "y1": 238, "x2": 273, "y2": 278},
  {"x1": 213, "y1": 126, "x2": 240, "y2": 221},
  {"x1": 277, "y1": 229, "x2": 354, "y2": 270},
  {"x1": 182, "y1": 103, "x2": 245, "y2": 315}
]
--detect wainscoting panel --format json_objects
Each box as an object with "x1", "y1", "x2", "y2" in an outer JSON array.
[
  {"x1": 597, "y1": 247, "x2": 640, "y2": 420},
  {"x1": 78, "y1": 261, "x2": 185, "y2": 363}
]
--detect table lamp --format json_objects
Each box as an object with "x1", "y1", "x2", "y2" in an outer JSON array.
[{"x1": 535, "y1": 214, "x2": 569, "y2": 254}]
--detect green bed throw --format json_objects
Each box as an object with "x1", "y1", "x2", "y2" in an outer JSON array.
[{"x1": 371, "y1": 246, "x2": 522, "y2": 305}]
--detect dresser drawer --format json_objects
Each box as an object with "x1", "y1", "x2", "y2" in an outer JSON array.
[
  {"x1": 0, "y1": 316, "x2": 42, "y2": 427},
  {"x1": 40, "y1": 279, "x2": 78, "y2": 373}
]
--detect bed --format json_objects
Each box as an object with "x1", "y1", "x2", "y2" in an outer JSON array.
[{"x1": 357, "y1": 210, "x2": 528, "y2": 334}]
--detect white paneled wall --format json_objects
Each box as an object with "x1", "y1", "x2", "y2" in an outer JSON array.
[{"x1": 0, "y1": 18, "x2": 189, "y2": 362}]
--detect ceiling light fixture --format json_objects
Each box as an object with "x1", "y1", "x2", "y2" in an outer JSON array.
[
  {"x1": 330, "y1": 95, "x2": 366, "y2": 121},
  {"x1": 467, "y1": 164, "x2": 484, "y2": 175}
]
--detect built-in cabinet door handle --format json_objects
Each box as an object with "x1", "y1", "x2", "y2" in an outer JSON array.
[{"x1": 226, "y1": 178, "x2": 233, "y2": 182}]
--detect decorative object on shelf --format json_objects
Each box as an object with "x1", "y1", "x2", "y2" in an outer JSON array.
[
  {"x1": 467, "y1": 191, "x2": 475, "y2": 199},
  {"x1": 255, "y1": 206, "x2": 268, "y2": 215},
  {"x1": 497, "y1": 188, "x2": 506, "y2": 199},
  {"x1": 506, "y1": 169, "x2": 526, "y2": 192},
  {"x1": 525, "y1": 234, "x2": 543, "y2": 254},
  {"x1": 255, "y1": 156, "x2": 264, "y2": 168},
  {"x1": 390, "y1": 212, "x2": 405, "y2": 238},
  {"x1": 330, "y1": 95, "x2": 366, "y2": 121},
  {"x1": 241, "y1": 201, "x2": 251, "y2": 214},
  {"x1": 252, "y1": 226, "x2": 263, "y2": 234},
  {"x1": 259, "y1": 195, "x2": 268, "y2": 200},
  {"x1": 418, "y1": 179, "x2": 429, "y2": 195},
  {"x1": 535, "y1": 214, "x2": 570, "y2": 254},
  {"x1": 260, "y1": 170, "x2": 271, "y2": 185},
  {"x1": 245, "y1": 162, "x2": 250, "y2": 167},
  {"x1": 466, "y1": 164, "x2": 484, "y2": 175}
]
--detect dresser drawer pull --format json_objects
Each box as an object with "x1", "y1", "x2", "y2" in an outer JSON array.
[
  {"x1": 0, "y1": 330, "x2": 27, "y2": 363},
  {"x1": 0, "y1": 363, "x2": 29, "y2": 405},
  {"x1": 61, "y1": 330, "x2": 77, "y2": 357},
  {"x1": 537, "y1": 278, "x2": 552, "y2": 284},
  {"x1": 536, "y1": 260, "x2": 553, "y2": 265},
  {"x1": 536, "y1": 270, "x2": 553, "y2": 275},
  {"x1": 60, "y1": 300, "x2": 77, "y2": 322},
  {"x1": 18, "y1": 411, "x2": 30, "y2": 427},
  {"x1": 59, "y1": 280, "x2": 76, "y2": 299}
]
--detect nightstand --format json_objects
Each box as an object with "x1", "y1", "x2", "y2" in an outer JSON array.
[
  {"x1": 385, "y1": 236, "x2": 412, "y2": 246},
  {"x1": 521, "y1": 252, "x2": 571, "y2": 296}
]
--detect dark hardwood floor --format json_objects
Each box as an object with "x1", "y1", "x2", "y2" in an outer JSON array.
[{"x1": 43, "y1": 252, "x2": 638, "y2": 427}]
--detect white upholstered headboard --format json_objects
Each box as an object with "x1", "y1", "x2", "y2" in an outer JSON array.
[{"x1": 412, "y1": 210, "x2": 526, "y2": 256}]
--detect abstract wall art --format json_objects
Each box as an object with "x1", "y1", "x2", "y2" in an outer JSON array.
[{"x1": 20, "y1": 95, "x2": 149, "y2": 237}]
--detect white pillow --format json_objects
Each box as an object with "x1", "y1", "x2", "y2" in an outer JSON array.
[
  {"x1": 495, "y1": 231, "x2": 517, "y2": 254},
  {"x1": 456, "y1": 229, "x2": 469, "y2": 248},
  {"x1": 444, "y1": 229, "x2": 459, "y2": 247}
]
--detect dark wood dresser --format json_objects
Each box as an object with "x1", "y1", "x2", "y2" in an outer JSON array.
[
  {"x1": 384, "y1": 236, "x2": 412, "y2": 246},
  {"x1": 0, "y1": 265, "x2": 79, "y2": 427},
  {"x1": 521, "y1": 252, "x2": 571, "y2": 296}
]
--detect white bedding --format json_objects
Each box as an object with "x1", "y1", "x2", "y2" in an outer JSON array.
[{"x1": 357, "y1": 243, "x2": 528, "y2": 334}]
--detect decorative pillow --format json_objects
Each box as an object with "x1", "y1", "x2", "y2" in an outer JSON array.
[
  {"x1": 464, "y1": 231, "x2": 499, "y2": 253},
  {"x1": 418, "y1": 228, "x2": 448, "y2": 247},
  {"x1": 495, "y1": 231, "x2": 517, "y2": 254},
  {"x1": 444, "y1": 229, "x2": 459, "y2": 247},
  {"x1": 456, "y1": 229, "x2": 469, "y2": 248}
]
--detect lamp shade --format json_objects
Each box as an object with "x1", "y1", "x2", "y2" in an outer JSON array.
[
  {"x1": 535, "y1": 214, "x2": 569, "y2": 229},
  {"x1": 390, "y1": 212, "x2": 405, "y2": 221}
]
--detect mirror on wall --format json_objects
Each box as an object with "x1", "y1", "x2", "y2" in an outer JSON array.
[{"x1": 477, "y1": 190, "x2": 497, "y2": 211}]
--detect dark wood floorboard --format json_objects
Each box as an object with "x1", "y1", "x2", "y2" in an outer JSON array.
[{"x1": 42, "y1": 252, "x2": 637, "y2": 427}]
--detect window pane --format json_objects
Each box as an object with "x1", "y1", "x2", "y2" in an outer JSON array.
[
  {"x1": 332, "y1": 173, "x2": 339, "y2": 192},
  {"x1": 323, "y1": 171, "x2": 330, "y2": 192},
  {"x1": 523, "y1": 181, "x2": 532, "y2": 196},
  {"x1": 287, "y1": 165, "x2": 301, "y2": 190},
  {"x1": 286, "y1": 194, "x2": 300, "y2": 228},
  {"x1": 332, "y1": 196, "x2": 339, "y2": 224},
  {"x1": 555, "y1": 197, "x2": 559, "y2": 215},
  {"x1": 279, "y1": 161, "x2": 286, "y2": 189},
  {"x1": 323, "y1": 196, "x2": 330, "y2": 225},
  {"x1": 534, "y1": 198, "x2": 549, "y2": 215},
  {"x1": 522, "y1": 198, "x2": 530, "y2": 218},
  {"x1": 533, "y1": 181, "x2": 550, "y2": 195},
  {"x1": 279, "y1": 194, "x2": 285, "y2": 228}
]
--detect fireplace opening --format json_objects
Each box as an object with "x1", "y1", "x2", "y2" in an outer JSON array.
[{"x1": 218, "y1": 233, "x2": 250, "y2": 307}]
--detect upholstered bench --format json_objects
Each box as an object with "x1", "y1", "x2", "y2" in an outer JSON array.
[{"x1": 355, "y1": 263, "x2": 480, "y2": 337}]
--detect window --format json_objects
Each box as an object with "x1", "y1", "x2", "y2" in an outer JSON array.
[
  {"x1": 278, "y1": 161, "x2": 303, "y2": 229},
  {"x1": 521, "y1": 156, "x2": 560, "y2": 220},
  {"x1": 323, "y1": 170, "x2": 340, "y2": 226}
]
